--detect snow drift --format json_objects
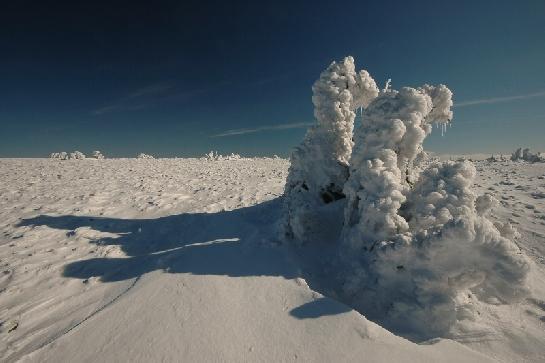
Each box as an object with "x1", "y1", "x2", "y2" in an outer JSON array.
[{"x1": 284, "y1": 56, "x2": 530, "y2": 339}]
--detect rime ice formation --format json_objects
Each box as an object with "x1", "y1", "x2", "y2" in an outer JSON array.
[
  {"x1": 511, "y1": 147, "x2": 545, "y2": 162},
  {"x1": 49, "y1": 152, "x2": 69, "y2": 160},
  {"x1": 340, "y1": 83, "x2": 529, "y2": 338},
  {"x1": 284, "y1": 56, "x2": 530, "y2": 339},
  {"x1": 283, "y1": 56, "x2": 379, "y2": 242},
  {"x1": 203, "y1": 151, "x2": 242, "y2": 161},
  {"x1": 50, "y1": 151, "x2": 86, "y2": 159},
  {"x1": 69, "y1": 151, "x2": 86, "y2": 159},
  {"x1": 91, "y1": 150, "x2": 105, "y2": 159}
]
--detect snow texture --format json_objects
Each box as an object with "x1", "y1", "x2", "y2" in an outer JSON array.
[{"x1": 1, "y1": 157, "x2": 544, "y2": 362}]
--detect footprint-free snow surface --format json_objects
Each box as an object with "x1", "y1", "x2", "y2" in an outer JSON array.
[{"x1": 1, "y1": 157, "x2": 544, "y2": 362}]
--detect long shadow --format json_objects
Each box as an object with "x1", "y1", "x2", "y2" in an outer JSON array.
[
  {"x1": 17, "y1": 198, "x2": 357, "y2": 326},
  {"x1": 18, "y1": 198, "x2": 300, "y2": 282}
]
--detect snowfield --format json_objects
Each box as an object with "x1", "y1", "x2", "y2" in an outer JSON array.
[{"x1": 1, "y1": 157, "x2": 544, "y2": 362}]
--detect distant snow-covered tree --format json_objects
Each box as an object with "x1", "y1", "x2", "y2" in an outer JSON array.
[
  {"x1": 50, "y1": 152, "x2": 69, "y2": 160},
  {"x1": 137, "y1": 153, "x2": 155, "y2": 159},
  {"x1": 69, "y1": 151, "x2": 86, "y2": 159},
  {"x1": 511, "y1": 147, "x2": 544, "y2": 162},
  {"x1": 91, "y1": 150, "x2": 105, "y2": 159}
]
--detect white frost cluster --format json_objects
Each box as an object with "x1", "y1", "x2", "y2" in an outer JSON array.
[
  {"x1": 49, "y1": 152, "x2": 69, "y2": 160},
  {"x1": 511, "y1": 147, "x2": 545, "y2": 162},
  {"x1": 203, "y1": 151, "x2": 242, "y2": 161},
  {"x1": 50, "y1": 151, "x2": 86, "y2": 160},
  {"x1": 284, "y1": 56, "x2": 530, "y2": 339},
  {"x1": 69, "y1": 151, "x2": 86, "y2": 159},
  {"x1": 91, "y1": 151, "x2": 105, "y2": 159},
  {"x1": 137, "y1": 153, "x2": 155, "y2": 159},
  {"x1": 283, "y1": 56, "x2": 379, "y2": 242}
]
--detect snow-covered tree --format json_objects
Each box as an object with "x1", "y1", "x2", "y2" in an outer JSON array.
[
  {"x1": 283, "y1": 56, "x2": 530, "y2": 338},
  {"x1": 69, "y1": 151, "x2": 86, "y2": 159},
  {"x1": 339, "y1": 81, "x2": 529, "y2": 338},
  {"x1": 511, "y1": 147, "x2": 544, "y2": 162},
  {"x1": 91, "y1": 150, "x2": 105, "y2": 159},
  {"x1": 283, "y1": 56, "x2": 379, "y2": 242},
  {"x1": 50, "y1": 152, "x2": 68, "y2": 160}
]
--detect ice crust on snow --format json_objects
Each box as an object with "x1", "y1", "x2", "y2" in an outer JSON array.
[{"x1": 284, "y1": 56, "x2": 530, "y2": 339}]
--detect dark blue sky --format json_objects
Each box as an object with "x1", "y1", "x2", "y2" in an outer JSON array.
[{"x1": 1, "y1": 0, "x2": 544, "y2": 157}]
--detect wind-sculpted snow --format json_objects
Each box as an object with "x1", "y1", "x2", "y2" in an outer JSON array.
[
  {"x1": 284, "y1": 56, "x2": 379, "y2": 242},
  {"x1": 284, "y1": 56, "x2": 530, "y2": 341}
]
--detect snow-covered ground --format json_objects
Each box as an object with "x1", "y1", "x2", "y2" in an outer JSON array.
[{"x1": 0, "y1": 157, "x2": 544, "y2": 362}]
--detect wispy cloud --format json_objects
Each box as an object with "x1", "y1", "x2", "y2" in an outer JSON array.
[
  {"x1": 211, "y1": 122, "x2": 313, "y2": 137},
  {"x1": 454, "y1": 90, "x2": 545, "y2": 108},
  {"x1": 93, "y1": 82, "x2": 175, "y2": 115}
]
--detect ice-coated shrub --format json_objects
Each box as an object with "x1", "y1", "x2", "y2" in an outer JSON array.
[
  {"x1": 50, "y1": 152, "x2": 69, "y2": 160},
  {"x1": 91, "y1": 150, "x2": 105, "y2": 159},
  {"x1": 339, "y1": 81, "x2": 529, "y2": 338},
  {"x1": 283, "y1": 56, "x2": 379, "y2": 243},
  {"x1": 69, "y1": 151, "x2": 86, "y2": 159},
  {"x1": 284, "y1": 55, "x2": 530, "y2": 339},
  {"x1": 511, "y1": 147, "x2": 544, "y2": 162},
  {"x1": 203, "y1": 151, "x2": 242, "y2": 161}
]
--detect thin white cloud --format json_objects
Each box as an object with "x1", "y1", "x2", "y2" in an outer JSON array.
[
  {"x1": 211, "y1": 122, "x2": 313, "y2": 137},
  {"x1": 454, "y1": 90, "x2": 545, "y2": 108},
  {"x1": 94, "y1": 82, "x2": 174, "y2": 115}
]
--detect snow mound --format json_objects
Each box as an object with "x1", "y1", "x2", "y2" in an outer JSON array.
[
  {"x1": 137, "y1": 153, "x2": 155, "y2": 159},
  {"x1": 284, "y1": 56, "x2": 530, "y2": 340},
  {"x1": 511, "y1": 147, "x2": 545, "y2": 162}
]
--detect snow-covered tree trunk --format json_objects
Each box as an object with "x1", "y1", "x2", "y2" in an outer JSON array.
[{"x1": 283, "y1": 56, "x2": 378, "y2": 243}]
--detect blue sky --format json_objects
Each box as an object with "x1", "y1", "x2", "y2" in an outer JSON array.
[{"x1": 1, "y1": 0, "x2": 544, "y2": 157}]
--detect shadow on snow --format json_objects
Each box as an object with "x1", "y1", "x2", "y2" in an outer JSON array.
[{"x1": 17, "y1": 197, "x2": 351, "y2": 320}]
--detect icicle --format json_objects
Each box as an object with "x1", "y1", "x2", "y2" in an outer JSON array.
[{"x1": 383, "y1": 78, "x2": 392, "y2": 92}]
